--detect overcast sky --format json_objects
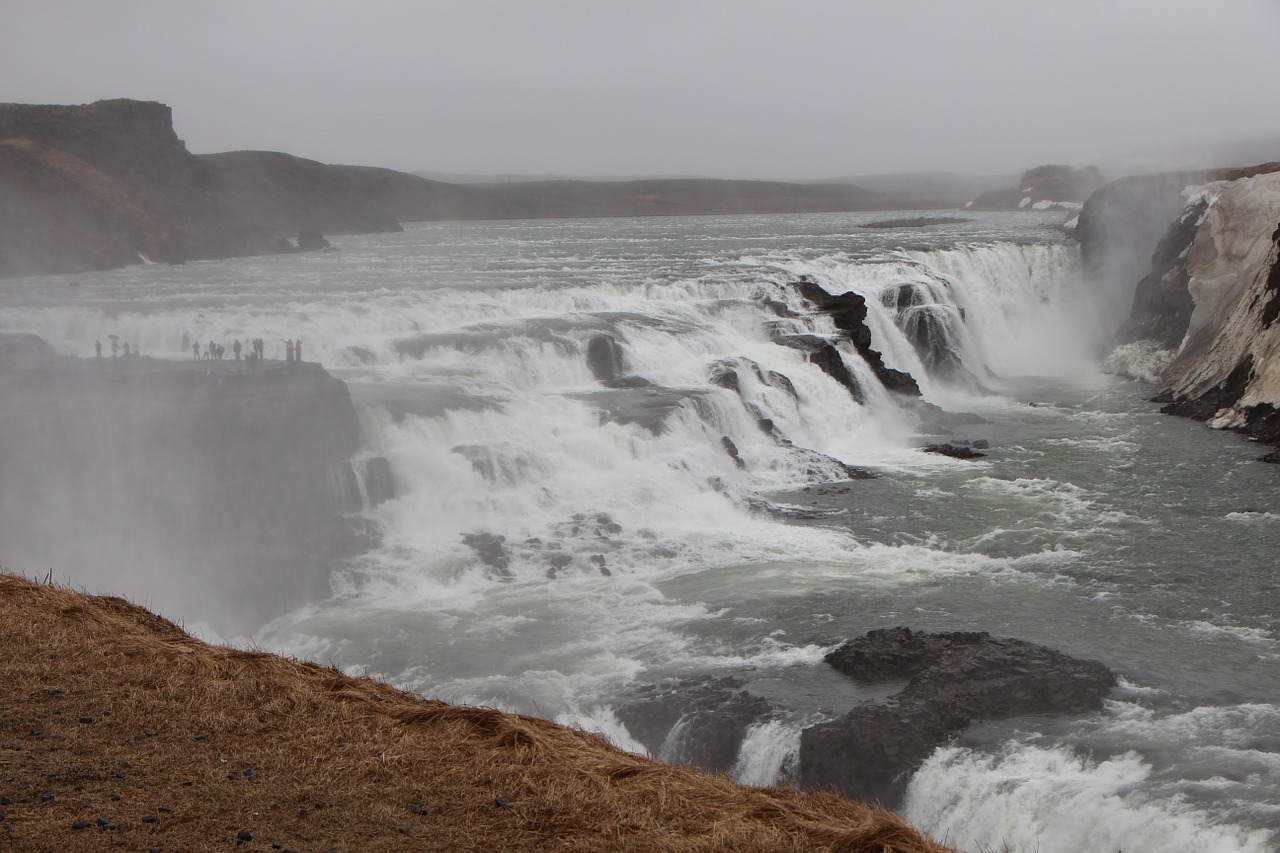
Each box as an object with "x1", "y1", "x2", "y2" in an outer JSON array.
[{"x1": 5, "y1": 0, "x2": 1280, "y2": 180}]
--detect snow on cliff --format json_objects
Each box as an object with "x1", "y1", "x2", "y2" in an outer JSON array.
[{"x1": 1161, "y1": 171, "x2": 1280, "y2": 418}]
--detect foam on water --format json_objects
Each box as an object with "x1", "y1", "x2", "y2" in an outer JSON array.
[{"x1": 903, "y1": 743, "x2": 1275, "y2": 853}]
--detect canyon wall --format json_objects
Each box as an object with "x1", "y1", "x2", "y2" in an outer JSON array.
[{"x1": 1087, "y1": 165, "x2": 1280, "y2": 454}]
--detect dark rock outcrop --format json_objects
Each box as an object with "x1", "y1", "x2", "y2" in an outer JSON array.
[
  {"x1": 0, "y1": 341, "x2": 370, "y2": 631},
  {"x1": 799, "y1": 628, "x2": 1115, "y2": 807},
  {"x1": 921, "y1": 442, "x2": 987, "y2": 460},
  {"x1": 615, "y1": 677, "x2": 773, "y2": 774},
  {"x1": 296, "y1": 229, "x2": 333, "y2": 252},
  {"x1": 775, "y1": 334, "x2": 869, "y2": 403},
  {"x1": 793, "y1": 279, "x2": 922, "y2": 398},
  {"x1": 461, "y1": 532, "x2": 513, "y2": 578},
  {"x1": 586, "y1": 334, "x2": 627, "y2": 381}
]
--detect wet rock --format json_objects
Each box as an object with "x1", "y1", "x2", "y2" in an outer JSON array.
[
  {"x1": 296, "y1": 230, "x2": 331, "y2": 252},
  {"x1": 721, "y1": 436, "x2": 745, "y2": 469},
  {"x1": 586, "y1": 334, "x2": 626, "y2": 381},
  {"x1": 237, "y1": 829, "x2": 254, "y2": 843},
  {"x1": 799, "y1": 627, "x2": 1115, "y2": 807},
  {"x1": 142, "y1": 815, "x2": 158, "y2": 823},
  {"x1": 792, "y1": 279, "x2": 922, "y2": 397},
  {"x1": 775, "y1": 334, "x2": 868, "y2": 403},
  {"x1": 462, "y1": 532, "x2": 512, "y2": 577},
  {"x1": 616, "y1": 676, "x2": 773, "y2": 774},
  {"x1": 601, "y1": 375, "x2": 654, "y2": 389},
  {"x1": 922, "y1": 442, "x2": 986, "y2": 459}
]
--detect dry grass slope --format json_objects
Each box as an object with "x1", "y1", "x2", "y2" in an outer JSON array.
[{"x1": 0, "y1": 573, "x2": 956, "y2": 852}]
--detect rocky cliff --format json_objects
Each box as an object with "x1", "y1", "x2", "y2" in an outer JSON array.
[
  {"x1": 0, "y1": 99, "x2": 897, "y2": 279},
  {"x1": 1088, "y1": 164, "x2": 1280, "y2": 454},
  {"x1": 0, "y1": 100, "x2": 279, "y2": 275},
  {"x1": 0, "y1": 334, "x2": 387, "y2": 632}
]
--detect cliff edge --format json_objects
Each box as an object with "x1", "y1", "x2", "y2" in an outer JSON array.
[{"x1": 0, "y1": 336, "x2": 384, "y2": 631}]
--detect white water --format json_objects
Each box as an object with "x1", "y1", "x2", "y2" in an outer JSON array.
[{"x1": 3, "y1": 211, "x2": 1276, "y2": 850}]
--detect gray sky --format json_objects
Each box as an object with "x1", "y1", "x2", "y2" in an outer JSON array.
[{"x1": 5, "y1": 0, "x2": 1280, "y2": 180}]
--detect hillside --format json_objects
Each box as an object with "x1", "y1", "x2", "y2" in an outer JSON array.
[
  {"x1": 0, "y1": 573, "x2": 954, "y2": 852},
  {"x1": 0, "y1": 99, "x2": 896, "y2": 279}
]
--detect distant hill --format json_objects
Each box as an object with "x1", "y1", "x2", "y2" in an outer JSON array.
[
  {"x1": 436, "y1": 178, "x2": 897, "y2": 219},
  {"x1": 967, "y1": 165, "x2": 1106, "y2": 211},
  {"x1": 0, "y1": 99, "x2": 899, "y2": 279},
  {"x1": 819, "y1": 171, "x2": 1016, "y2": 209}
]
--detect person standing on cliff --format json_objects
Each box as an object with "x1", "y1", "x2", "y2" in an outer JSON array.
[
  {"x1": 295, "y1": 339, "x2": 302, "y2": 363},
  {"x1": 94, "y1": 340, "x2": 102, "y2": 358},
  {"x1": 193, "y1": 341, "x2": 200, "y2": 360},
  {"x1": 284, "y1": 339, "x2": 293, "y2": 362},
  {"x1": 233, "y1": 339, "x2": 242, "y2": 361},
  {"x1": 111, "y1": 339, "x2": 119, "y2": 358}
]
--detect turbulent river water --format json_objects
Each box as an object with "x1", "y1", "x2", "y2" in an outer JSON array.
[{"x1": 3, "y1": 211, "x2": 1278, "y2": 851}]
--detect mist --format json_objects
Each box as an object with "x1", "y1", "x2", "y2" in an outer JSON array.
[{"x1": 5, "y1": 0, "x2": 1280, "y2": 179}]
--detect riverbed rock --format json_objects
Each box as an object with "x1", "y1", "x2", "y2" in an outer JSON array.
[
  {"x1": 586, "y1": 334, "x2": 626, "y2": 381},
  {"x1": 799, "y1": 628, "x2": 1115, "y2": 807},
  {"x1": 921, "y1": 442, "x2": 987, "y2": 460},
  {"x1": 615, "y1": 677, "x2": 773, "y2": 774}
]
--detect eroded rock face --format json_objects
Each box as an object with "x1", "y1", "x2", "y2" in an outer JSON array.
[
  {"x1": 1090, "y1": 165, "x2": 1280, "y2": 457},
  {"x1": 798, "y1": 628, "x2": 1115, "y2": 807},
  {"x1": 1158, "y1": 174, "x2": 1280, "y2": 409}
]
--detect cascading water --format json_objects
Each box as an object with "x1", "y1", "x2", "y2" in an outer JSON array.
[{"x1": 2, "y1": 211, "x2": 1275, "y2": 852}]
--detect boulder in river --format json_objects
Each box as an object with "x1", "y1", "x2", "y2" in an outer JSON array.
[{"x1": 799, "y1": 627, "x2": 1115, "y2": 807}]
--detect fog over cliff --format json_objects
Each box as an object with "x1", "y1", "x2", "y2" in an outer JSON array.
[{"x1": 4, "y1": 0, "x2": 1280, "y2": 179}]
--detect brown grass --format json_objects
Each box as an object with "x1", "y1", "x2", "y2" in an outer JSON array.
[{"x1": 0, "y1": 572, "x2": 956, "y2": 852}]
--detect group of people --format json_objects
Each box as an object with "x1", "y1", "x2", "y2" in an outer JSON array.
[
  {"x1": 94, "y1": 338, "x2": 138, "y2": 358},
  {"x1": 92, "y1": 333, "x2": 307, "y2": 364},
  {"x1": 185, "y1": 335, "x2": 301, "y2": 364}
]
